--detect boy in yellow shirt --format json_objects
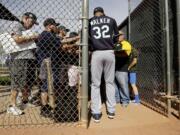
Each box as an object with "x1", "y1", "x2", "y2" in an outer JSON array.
[{"x1": 114, "y1": 31, "x2": 131, "y2": 107}]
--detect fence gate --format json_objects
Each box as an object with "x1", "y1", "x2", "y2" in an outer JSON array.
[{"x1": 0, "y1": 0, "x2": 83, "y2": 127}]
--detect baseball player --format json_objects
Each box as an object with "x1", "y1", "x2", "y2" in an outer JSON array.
[{"x1": 89, "y1": 7, "x2": 119, "y2": 122}]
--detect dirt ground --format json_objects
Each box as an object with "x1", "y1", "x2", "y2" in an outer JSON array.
[{"x1": 0, "y1": 104, "x2": 180, "y2": 135}]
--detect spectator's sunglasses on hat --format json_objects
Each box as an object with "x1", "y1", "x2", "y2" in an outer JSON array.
[
  {"x1": 119, "y1": 31, "x2": 124, "y2": 35},
  {"x1": 57, "y1": 25, "x2": 70, "y2": 32},
  {"x1": 24, "y1": 12, "x2": 39, "y2": 25}
]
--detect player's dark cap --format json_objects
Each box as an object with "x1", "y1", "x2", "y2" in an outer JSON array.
[
  {"x1": 23, "y1": 12, "x2": 39, "y2": 25},
  {"x1": 69, "y1": 32, "x2": 78, "y2": 38},
  {"x1": 93, "y1": 7, "x2": 104, "y2": 15},
  {"x1": 43, "y1": 18, "x2": 60, "y2": 27},
  {"x1": 57, "y1": 25, "x2": 70, "y2": 32}
]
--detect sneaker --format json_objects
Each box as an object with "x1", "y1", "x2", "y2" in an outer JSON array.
[
  {"x1": 107, "y1": 112, "x2": 115, "y2": 119},
  {"x1": 40, "y1": 105, "x2": 53, "y2": 118},
  {"x1": 7, "y1": 106, "x2": 23, "y2": 116},
  {"x1": 130, "y1": 100, "x2": 135, "y2": 103},
  {"x1": 92, "y1": 113, "x2": 102, "y2": 123},
  {"x1": 19, "y1": 100, "x2": 36, "y2": 110},
  {"x1": 132, "y1": 100, "x2": 140, "y2": 105},
  {"x1": 29, "y1": 97, "x2": 41, "y2": 107}
]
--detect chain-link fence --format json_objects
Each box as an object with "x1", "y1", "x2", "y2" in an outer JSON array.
[
  {"x1": 130, "y1": 0, "x2": 168, "y2": 116},
  {"x1": 119, "y1": 0, "x2": 180, "y2": 117},
  {"x1": 1, "y1": 0, "x2": 179, "y2": 128},
  {"x1": 0, "y1": 0, "x2": 85, "y2": 127}
]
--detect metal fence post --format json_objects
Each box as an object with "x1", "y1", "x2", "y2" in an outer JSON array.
[
  {"x1": 165, "y1": 0, "x2": 171, "y2": 117},
  {"x1": 128, "y1": 0, "x2": 131, "y2": 41},
  {"x1": 176, "y1": 0, "x2": 180, "y2": 119},
  {"x1": 81, "y1": 0, "x2": 89, "y2": 127}
]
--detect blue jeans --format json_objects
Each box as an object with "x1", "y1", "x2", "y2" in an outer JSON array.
[{"x1": 115, "y1": 71, "x2": 130, "y2": 104}]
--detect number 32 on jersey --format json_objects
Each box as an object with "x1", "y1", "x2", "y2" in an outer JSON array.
[{"x1": 93, "y1": 25, "x2": 110, "y2": 39}]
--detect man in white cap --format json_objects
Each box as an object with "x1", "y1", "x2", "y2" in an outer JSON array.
[{"x1": 7, "y1": 12, "x2": 39, "y2": 116}]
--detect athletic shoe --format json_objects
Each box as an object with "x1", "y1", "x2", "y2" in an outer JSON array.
[
  {"x1": 40, "y1": 105, "x2": 53, "y2": 118},
  {"x1": 132, "y1": 100, "x2": 140, "y2": 105},
  {"x1": 92, "y1": 113, "x2": 102, "y2": 123},
  {"x1": 107, "y1": 112, "x2": 115, "y2": 119},
  {"x1": 7, "y1": 105, "x2": 23, "y2": 116},
  {"x1": 19, "y1": 100, "x2": 36, "y2": 110}
]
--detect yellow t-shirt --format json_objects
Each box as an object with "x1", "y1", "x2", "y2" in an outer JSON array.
[{"x1": 120, "y1": 40, "x2": 132, "y2": 56}]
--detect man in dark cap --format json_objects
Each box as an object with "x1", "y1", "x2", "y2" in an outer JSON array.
[
  {"x1": 57, "y1": 25, "x2": 70, "y2": 38},
  {"x1": 89, "y1": 7, "x2": 119, "y2": 123},
  {"x1": 93, "y1": 7, "x2": 105, "y2": 15},
  {"x1": 53, "y1": 25, "x2": 80, "y2": 121},
  {"x1": 36, "y1": 18, "x2": 60, "y2": 117},
  {"x1": 7, "y1": 12, "x2": 39, "y2": 116}
]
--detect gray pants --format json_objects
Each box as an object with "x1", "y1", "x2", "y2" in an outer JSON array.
[{"x1": 91, "y1": 50, "x2": 116, "y2": 114}]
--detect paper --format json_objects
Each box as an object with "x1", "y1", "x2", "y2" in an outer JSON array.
[
  {"x1": 68, "y1": 65, "x2": 79, "y2": 87},
  {"x1": 0, "y1": 31, "x2": 37, "y2": 54}
]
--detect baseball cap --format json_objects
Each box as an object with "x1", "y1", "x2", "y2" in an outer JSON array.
[
  {"x1": 69, "y1": 32, "x2": 78, "y2": 38},
  {"x1": 43, "y1": 18, "x2": 60, "y2": 27},
  {"x1": 119, "y1": 31, "x2": 124, "y2": 35},
  {"x1": 57, "y1": 25, "x2": 70, "y2": 32},
  {"x1": 23, "y1": 12, "x2": 39, "y2": 25},
  {"x1": 114, "y1": 40, "x2": 132, "y2": 56},
  {"x1": 93, "y1": 7, "x2": 104, "y2": 15},
  {"x1": 114, "y1": 31, "x2": 125, "y2": 37}
]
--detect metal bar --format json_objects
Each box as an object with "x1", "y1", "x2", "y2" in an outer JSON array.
[
  {"x1": 45, "y1": 59, "x2": 55, "y2": 112},
  {"x1": 165, "y1": 0, "x2": 171, "y2": 117},
  {"x1": 176, "y1": 0, "x2": 180, "y2": 119},
  {"x1": 80, "y1": 0, "x2": 89, "y2": 127},
  {"x1": 128, "y1": 0, "x2": 131, "y2": 41}
]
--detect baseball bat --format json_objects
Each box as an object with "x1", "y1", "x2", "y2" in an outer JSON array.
[{"x1": 44, "y1": 58, "x2": 55, "y2": 111}]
